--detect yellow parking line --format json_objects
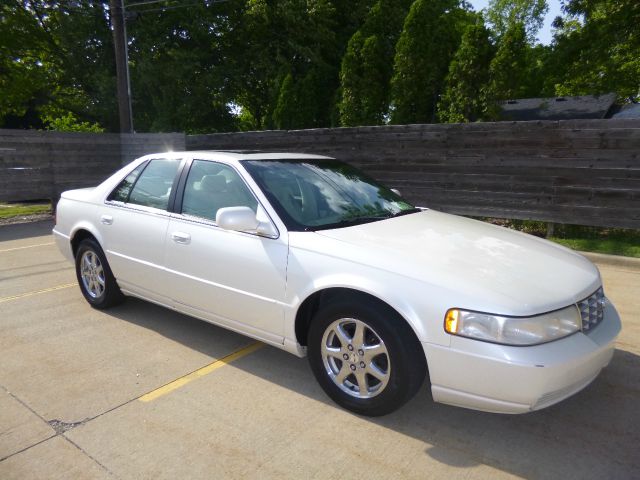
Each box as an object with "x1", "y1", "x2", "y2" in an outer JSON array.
[
  {"x1": 139, "y1": 342, "x2": 264, "y2": 403},
  {"x1": 0, "y1": 283, "x2": 76, "y2": 304},
  {"x1": 0, "y1": 242, "x2": 55, "y2": 253}
]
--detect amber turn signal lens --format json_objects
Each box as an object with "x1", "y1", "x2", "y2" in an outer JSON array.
[{"x1": 445, "y1": 309, "x2": 459, "y2": 334}]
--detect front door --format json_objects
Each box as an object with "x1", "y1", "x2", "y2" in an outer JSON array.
[{"x1": 163, "y1": 159, "x2": 288, "y2": 343}]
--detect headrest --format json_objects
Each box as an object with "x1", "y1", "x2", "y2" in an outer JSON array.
[{"x1": 200, "y1": 174, "x2": 226, "y2": 192}]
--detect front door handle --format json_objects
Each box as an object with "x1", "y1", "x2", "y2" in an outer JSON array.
[
  {"x1": 100, "y1": 215, "x2": 113, "y2": 225},
  {"x1": 171, "y1": 232, "x2": 191, "y2": 245}
]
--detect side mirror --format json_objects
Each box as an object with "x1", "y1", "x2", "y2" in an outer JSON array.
[
  {"x1": 390, "y1": 188, "x2": 402, "y2": 197},
  {"x1": 216, "y1": 206, "x2": 278, "y2": 238}
]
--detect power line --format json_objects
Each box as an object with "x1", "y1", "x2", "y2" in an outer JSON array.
[
  {"x1": 126, "y1": 0, "x2": 228, "y2": 11},
  {"x1": 125, "y1": 0, "x2": 170, "y2": 7}
]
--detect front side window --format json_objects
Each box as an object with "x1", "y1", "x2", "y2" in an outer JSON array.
[
  {"x1": 126, "y1": 158, "x2": 181, "y2": 210},
  {"x1": 181, "y1": 160, "x2": 258, "y2": 222}
]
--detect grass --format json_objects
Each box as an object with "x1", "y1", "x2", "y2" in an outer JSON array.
[
  {"x1": 0, "y1": 201, "x2": 637, "y2": 258},
  {"x1": 481, "y1": 218, "x2": 640, "y2": 258},
  {"x1": 0, "y1": 202, "x2": 52, "y2": 219},
  {"x1": 550, "y1": 236, "x2": 640, "y2": 258}
]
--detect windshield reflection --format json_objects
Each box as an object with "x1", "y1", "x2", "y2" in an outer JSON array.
[{"x1": 242, "y1": 159, "x2": 418, "y2": 231}]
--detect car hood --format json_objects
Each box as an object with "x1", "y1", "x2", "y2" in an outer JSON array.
[{"x1": 312, "y1": 210, "x2": 600, "y2": 316}]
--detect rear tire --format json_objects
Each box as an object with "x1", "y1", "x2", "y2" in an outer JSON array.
[
  {"x1": 308, "y1": 297, "x2": 426, "y2": 416},
  {"x1": 75, "y1": 238, "x2": 124, "y2": 309}
]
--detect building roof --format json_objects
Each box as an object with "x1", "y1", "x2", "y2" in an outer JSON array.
[
  {"x1": 609, "y1": 103, "x2": 640, "y2": 119},
  {"x1": 498, "y1": 93, "x2": 617, "y2": 121}
]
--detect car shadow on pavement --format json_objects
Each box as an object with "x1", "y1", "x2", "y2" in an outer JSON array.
[
  {"x1": 106, "y1": 297, "x2": 640, "y2": 479},
  {"x1": 0, "y1": 219, "x2": 54, "y2": 242}
]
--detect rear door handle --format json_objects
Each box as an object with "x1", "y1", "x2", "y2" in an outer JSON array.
[
  {"x1": 100, "y1": 215, "x2": 113, "y2": 225},
  {"x1": 171, "y1": 232, "x2": 191, "y2": 245}
]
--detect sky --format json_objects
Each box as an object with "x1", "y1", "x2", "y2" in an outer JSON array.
[{"x1": 466, "y1": 0, "x2": 564, "y2": 45}]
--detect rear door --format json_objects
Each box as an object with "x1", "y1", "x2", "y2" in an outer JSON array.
[
  {"x1": 163, "y1": 158, "x2": 288, "y2": 343},
  {"x1": 100, "y1": 157, "x2": 184, "y2": 303}
]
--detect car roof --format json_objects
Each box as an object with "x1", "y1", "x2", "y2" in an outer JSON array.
[{"x1": 152, "y1": 150, "x2": 334, "y2": 162}]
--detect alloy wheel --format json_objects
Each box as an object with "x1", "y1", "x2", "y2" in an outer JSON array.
[
  {"x1": 80, "y1": 250, "x2": 105, "y2": 299},
  {"x1": 320, "y1": 318, "x2": 390, "y2": 399}
]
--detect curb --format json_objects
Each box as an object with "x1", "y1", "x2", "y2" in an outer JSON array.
[
  {"x1": 0, "y1": 214, "x2": 54, "y2": 227},
  {"x1": 579, "y1": 251, "x2": 640, "y2": 269}
]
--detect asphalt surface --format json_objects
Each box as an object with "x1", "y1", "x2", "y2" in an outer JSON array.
[{"x1": 1, "y1": 220, "x2": 639, "y2": 480}]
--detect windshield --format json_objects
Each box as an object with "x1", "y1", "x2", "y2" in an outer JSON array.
[{"x1": 242, "y1": 159, "x2": 419, "y2": 231}]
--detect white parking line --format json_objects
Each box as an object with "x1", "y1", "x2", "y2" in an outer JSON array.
[
  {"x1": 0, "y1": 283, "x2": 76, "y2": 304},
  {"x1": 0, "y1": 242, "x2": 55, "y2": 253}
]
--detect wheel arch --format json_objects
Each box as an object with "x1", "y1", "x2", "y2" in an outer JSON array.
[
  {"x1": 294, "y1": 287, "x2": 426, "y2": 353},
  {"x1": 70, "y1": 223, "x2": 104, "y2": 257}
]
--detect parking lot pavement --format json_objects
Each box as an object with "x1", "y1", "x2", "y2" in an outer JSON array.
[{"x1": 1, "y1": 220, "x2": 639, "y2": 480}]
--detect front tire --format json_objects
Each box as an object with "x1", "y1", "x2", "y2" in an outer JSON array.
[
  {"x1": 75, "y1": 238, "x2": 124, "y2": 309},
  {"x1": 308, "y1": 297, "x2": 426, "y2": 416}
]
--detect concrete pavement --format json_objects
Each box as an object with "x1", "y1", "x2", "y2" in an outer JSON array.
[{"x1": 1, "y1": 220, "x2": 638, "y2": 479}]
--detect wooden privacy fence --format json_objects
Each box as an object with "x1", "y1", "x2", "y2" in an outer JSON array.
[
  {"x1": 1, "y1": 120, "x2": 639, "y2": 229},
  {"x1": 0, "y1": 130, "x2": 185, "y2": 203},
  {"x1": 189, "y1": 119, "x2": 640, "y2": 229}
]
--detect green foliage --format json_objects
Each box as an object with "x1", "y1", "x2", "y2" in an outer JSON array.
[
  {"x1": 43, "y1": 112, "x2": 104, "y2": 133},
  {"x1": 125, "y1": 0, "x2": 242, "y2": 133},
  {"x1": 273, "y1": 66, "x2": 335, "y2": 130},
  {"x1": 0, "y1": 1, "x2": 117, "y2": 130},
  {"x1": 1, "y1": 0, "x2": 637, "y2": 132},
  {"x1": 0, "y1": 3, "x2": 49, "y2": 125},
  {"x1": 338, "y1": 0, "x2": 412, "y2": 126},
  {"x1": 438, "y1": 16, "x2": 495, "y2": 123},
  {"x1": 481, "y1": 218, "x2": 640, "y2": 257},
  {"x1": 390, "y1": 0, "x2": 470, "y2": 124},
  {"x1": 486, "y1": 0, "x2": 547, "y2": 41},
  {"x1": 0, "y1": 202, "x2": 51, "y2": 219},
  {"x1": 231, "y1": 0, "x2": 356, "y2": 130},
  {"x1": 550, "y1": 0, "x2": 640, "y2": 101},
  {"x1": 484, "y1": 21, "x2": 529, "y2": 110},
  {"x1": 263, "y1": 0, "x2": 343, "y2": 130},
  {"x1": 550, "y1": 235, "x2": 640, "y2": 258}
]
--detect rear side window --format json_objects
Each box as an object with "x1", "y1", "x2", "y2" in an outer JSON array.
[
  {"x1": 127, "y1": 159, "x2": 182, "y2": 210},
  {"x1": 108, "y1": 163, "x2": 146, "y2": 202}
]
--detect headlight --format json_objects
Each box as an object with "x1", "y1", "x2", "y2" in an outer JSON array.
[{"x1": 444, "y1": 305, "x2": 581, "y2": 346}]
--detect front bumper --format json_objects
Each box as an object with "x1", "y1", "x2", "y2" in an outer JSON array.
[{"x1": 423, "y1": 302, "x2": 621, "y2": 414}]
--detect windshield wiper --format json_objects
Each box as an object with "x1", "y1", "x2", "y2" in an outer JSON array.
[
  {"x1": 307, "y1": 208, "x2": 421, "y2": 231},
  {"x1": 307, "y1": 215, "x2": 388, "y2": 231},
  {"x1": 389, "y1": 207, "x2": 421, "y2": 218}
]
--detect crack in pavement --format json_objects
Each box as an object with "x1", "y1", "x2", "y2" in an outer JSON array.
[{"x1": 0, "y1": 384, "x2": 124, "y2": 478}]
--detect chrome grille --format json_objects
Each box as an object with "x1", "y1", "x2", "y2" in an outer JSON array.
[{"x1": 578, "y1": 287, "x2": 605, "y2": 331}]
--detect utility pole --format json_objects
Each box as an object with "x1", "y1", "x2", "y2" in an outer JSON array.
[{"x1": 110, "y1": 0, "x2": 134, "y2": 133}]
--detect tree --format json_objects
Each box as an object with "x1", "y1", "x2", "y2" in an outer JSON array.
[
  {"x1": 230, "y1": 0, "x2": 364, "y2": 130},
  {"x1": 550, "y1": 0, "x2": 640, "y2": 102},
  {"x1": 0, "y1": 1, "x2": 115, "y2": 130},
  {"x1": 125, "y1": 0, "x2": 240, "y2": 133},
  {"x1": 43, "y1": 112, "x2": 104, "y2": 132},
  {"x1": 269, "y1": 0, "x2": 341, "y2": 130},
  {"x1": 484, "y1": 21, "x2": 529, "y2": 107},
  {"x1": 273, "y1": 66, "x2": 335, "y2": 129},
  {"x1": 486, "y1": 0, "x2": 547, "y2": 42},
  {"x1": 338, "y1": 0, "x2": 412, "y2": 126},
  {"x1": 438, "y1": 16, "x2": 495, "y2": 123},
  {"x1": 390, "y1": 0, "x2": 470, "y2": 124}
]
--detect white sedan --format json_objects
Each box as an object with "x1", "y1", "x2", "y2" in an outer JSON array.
[{"x1": 53, "y1": 151, "x2": 621, "y2": 416}]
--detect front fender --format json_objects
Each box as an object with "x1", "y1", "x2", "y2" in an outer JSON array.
[{"x1": 284, "y1": 247, "x2": 454, "y2": 350}]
